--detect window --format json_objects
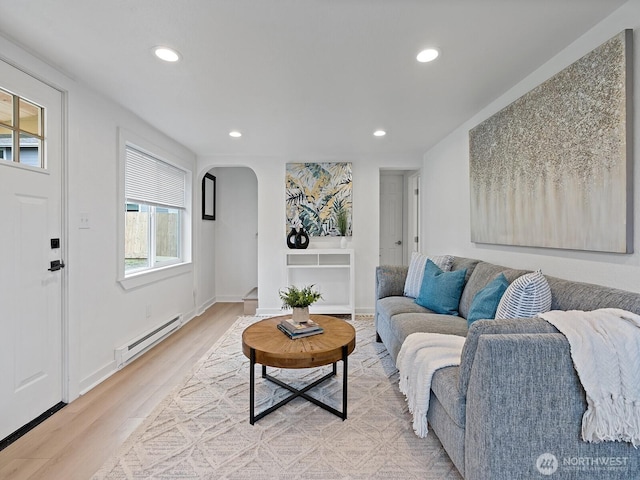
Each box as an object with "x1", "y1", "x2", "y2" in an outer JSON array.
[
  {"x1": 124, "y1": 144, "x2": 187, "y2": 275},
  {"x1": 0, "y1": 87, "x2": 44, "y2": 168}
]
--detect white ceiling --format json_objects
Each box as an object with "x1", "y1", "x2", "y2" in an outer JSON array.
[{"x1": 0, "y1": 0, "x2": 627, "y2": 159}]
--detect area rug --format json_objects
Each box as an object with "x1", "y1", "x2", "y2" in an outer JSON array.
[{"x1": 92, "y1": 316, "x2": 462, "y2": 479}]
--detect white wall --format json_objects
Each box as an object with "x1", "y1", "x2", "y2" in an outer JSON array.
[
  {"x1": 197, "y1": 155, "x2": 422, "y2": 315},
  {"x1": 70, "y1": 92, "x2": 198, "y2": 397},
  {"x1": 421, "y1": 0, "x2": 640, "y2": 293},
  {"x1": 0, "y1": 35, "x2": 198, "y2": 401}
]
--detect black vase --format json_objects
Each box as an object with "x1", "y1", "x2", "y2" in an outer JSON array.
[
  {"x1": 286, "y1": 227, "x2": 297, "y2": 249},
  {"x1": 295, "y1": 228, "x2": 309, "y2": 249}
]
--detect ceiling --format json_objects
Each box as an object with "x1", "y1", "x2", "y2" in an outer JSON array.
[{"x1": 0, "y1": 0, "x2": 627, "y2": 159}]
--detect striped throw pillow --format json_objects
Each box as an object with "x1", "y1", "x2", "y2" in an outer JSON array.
[
  {"x1": 404, "y1": 253, "x2": 454, "y2": 298},
  {"x1": 495, "y1": 270, "x2": 552, "y2": 319}
]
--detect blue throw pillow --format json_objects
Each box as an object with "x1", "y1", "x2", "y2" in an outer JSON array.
[
  {"x1": 467, "y1": 273, "x2": 510, "y2": 327},
  {"x1": 415, "y1": 260, "x2": 467, "y2": 315}
]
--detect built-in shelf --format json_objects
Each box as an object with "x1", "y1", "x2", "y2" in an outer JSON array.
[{"x1": 284, "y1": 249, "x2": 355, "y2": 320}]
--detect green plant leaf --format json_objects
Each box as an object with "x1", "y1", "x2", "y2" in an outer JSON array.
[{"x1": 279, "y1": 285, "x2": 323, "y2": 309}]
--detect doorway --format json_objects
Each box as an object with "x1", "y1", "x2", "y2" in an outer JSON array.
[
  {"x1": 201, "y1": 166, "x2": 258, "y2": 305},
  {"x1": 379, "y1": 169, "x2": 420, "y2": 266}
]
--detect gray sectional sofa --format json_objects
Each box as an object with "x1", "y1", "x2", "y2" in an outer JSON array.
[{"x1": 375, "y1": 256, "x2": 640, "y2": 480}]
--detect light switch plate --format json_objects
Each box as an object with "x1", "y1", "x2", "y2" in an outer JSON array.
[{"x1": 79, "y1": 212, "x2": 90, "y2": 229}]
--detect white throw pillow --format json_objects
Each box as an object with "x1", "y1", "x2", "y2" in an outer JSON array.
[
  {"x1": 495, "y1": 270, "x2": 552, "y2": 319},
  {"x1": 403, "y1": 253, "x2": 454, "y2": 298}
]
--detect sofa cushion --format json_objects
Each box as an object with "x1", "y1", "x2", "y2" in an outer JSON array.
[
  {"x1": 467, "y1": 273, "x2": 509, "y2": 326},
  {"x1": 377, "y1": 296, "x2": 432, "y2": 320},
  {"x1": 431, "y1": 366, "x2": 466, "y2": 428},
  {"x1": 458, "y1": 262, "x2": 528, "y2": 320},
  {"x1": 547, "y1": 275, "x2": 640, "y2": 314},
  {"x1": 404, "y1": 253, "x2": 454, "y2": 298},
  {"x1": 450, "y1": 257, "x2": 481, "y2": 283},
  {"x1": 457, "y1": 317, "x2": 558, "y2": 394},
  {"x1": 415, "y1": 260, "x2": 467, "y2": 315},
  {"x1": 495, "y1": 270, "x2": 552, "y2": 319},
  {"x1": 389, "y1": 312, "x2": 468, "y2": 347},
  {"x1": 376, "y1": 265, "x2": 409, "y2": 299}
]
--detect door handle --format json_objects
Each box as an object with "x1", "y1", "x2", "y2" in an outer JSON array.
[
  {"x1": 48, "y1": 260, "x2": 66, "y2": 272},
  {"x1": 395, "y1": 240, "x2": 402, "y2": 245}
]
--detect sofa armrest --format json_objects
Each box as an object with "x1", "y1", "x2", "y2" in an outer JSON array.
[
  {"x1": 464, "y1": 333, "x2": 637, "y2": 480},
  {"x1": 458, "y1": 317, "x2": 558, "y2": 395},
  {"x1": 375, "y1": 265, "x2": 408, "y2": 300}
]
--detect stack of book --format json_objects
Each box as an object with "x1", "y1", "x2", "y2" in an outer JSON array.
[{"x1": 277, "y1": 318, "x2": 324, "y2": 339}]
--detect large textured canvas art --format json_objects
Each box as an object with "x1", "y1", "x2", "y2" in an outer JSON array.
[
  {"x1": 469, "y1": 30, "x2": 633, "y2": 253},
  {"x1": 286, "y1": 162, "x2": 352, "y2": 236}
]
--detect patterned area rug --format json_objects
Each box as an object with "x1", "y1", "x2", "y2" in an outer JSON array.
[{"x1": 92, "y1": 316, "x2": 462, "y2": 479}]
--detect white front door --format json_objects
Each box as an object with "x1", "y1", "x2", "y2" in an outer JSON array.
[
  {"x1": 0, "y1": 60, "x2": 64, "y2": 440},
  {"x1": 379, "y1": 173, "x2": 404, "y2": 265}
]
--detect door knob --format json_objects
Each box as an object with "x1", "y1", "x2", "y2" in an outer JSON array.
[{"x1": 395, "y1": 240, "x2": 402, "y2": 245}]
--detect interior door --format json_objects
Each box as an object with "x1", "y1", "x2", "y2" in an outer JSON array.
[
  {"x1": 379, "y1": 173, "x2": 404, "y2": 265},
  {"x1": 0, "y1": 60, "x2": 64, "y2": 441}
]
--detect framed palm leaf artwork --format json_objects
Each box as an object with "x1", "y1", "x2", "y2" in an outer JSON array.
[{"x1": 285, "y1": 162, "x2": 352, "y2": 236}]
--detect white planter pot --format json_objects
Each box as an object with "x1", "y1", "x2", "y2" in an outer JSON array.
[{"x1": 292, "y1": 306, "x2": 310, "y2": 324}]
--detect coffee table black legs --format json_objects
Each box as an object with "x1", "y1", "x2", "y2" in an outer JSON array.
[
  {"x1": 249, "y1": 346, "x2": 348, "y2": 425},
  {"x1": 249, "y1": 348, "x2": 256, "y2": 424}
]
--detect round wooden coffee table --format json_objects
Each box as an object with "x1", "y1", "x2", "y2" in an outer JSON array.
[{"x1": 242, "y1": 314, "x2": 356, "y2": 424}]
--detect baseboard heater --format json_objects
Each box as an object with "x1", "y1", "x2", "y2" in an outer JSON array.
[{"x1": 115, "y1": 315, "x2": 182, "y2": 369}]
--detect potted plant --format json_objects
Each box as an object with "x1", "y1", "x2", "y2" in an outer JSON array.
[
  {"x1": 279, "y1": 285, "x2": 323, "y2": 324},
  {"x1": 336, "y1": 205, "x2": 349, "y2": 248}
]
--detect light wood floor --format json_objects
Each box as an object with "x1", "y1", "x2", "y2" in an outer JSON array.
[{"x1": 0, "y1": 302, "x2": 243, "y2": 480}]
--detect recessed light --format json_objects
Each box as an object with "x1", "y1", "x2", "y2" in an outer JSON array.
[
  {"x1": 373, "y1": 130, "x2": 386, "y2": 137},
  {"x1": 153, "y1": 46, "x2": 181, "y2": 62},
  {"x1": 229, "y1": 131, "x2": 242, "y2": 138},
  {"x1": 416, "y1": 48, "x2": 439, "y2": 63}
]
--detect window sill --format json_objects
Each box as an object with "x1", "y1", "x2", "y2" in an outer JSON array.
[{"x1": 118, "y1": 262, "x2": 192, "y2": 290}]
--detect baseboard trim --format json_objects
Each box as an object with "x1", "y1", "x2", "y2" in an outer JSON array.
[
  {"x1": 215, "y1": 295, "x2": 244, "y2": 302},
  {"x1": 197, "y1": 296, "x2": 216, "y2": 315},
  {"x1": 79, "y1": 361, "x2": 118, "y2": 395},
  {"x1": 355, "y1": 307, "x2": 375, "y2": 315}
]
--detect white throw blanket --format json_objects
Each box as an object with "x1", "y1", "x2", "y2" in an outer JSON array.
[
  {"x1": 397, "y1": 333, "x2": 466, "y2": 438},
  {"x1": 538, "y1": 308, "x2": 640, "y2": 447}
]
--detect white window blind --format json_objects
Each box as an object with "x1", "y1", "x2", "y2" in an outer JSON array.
[{"x1": 125, "y1": 145, "x2": 186, "y2": 208}]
